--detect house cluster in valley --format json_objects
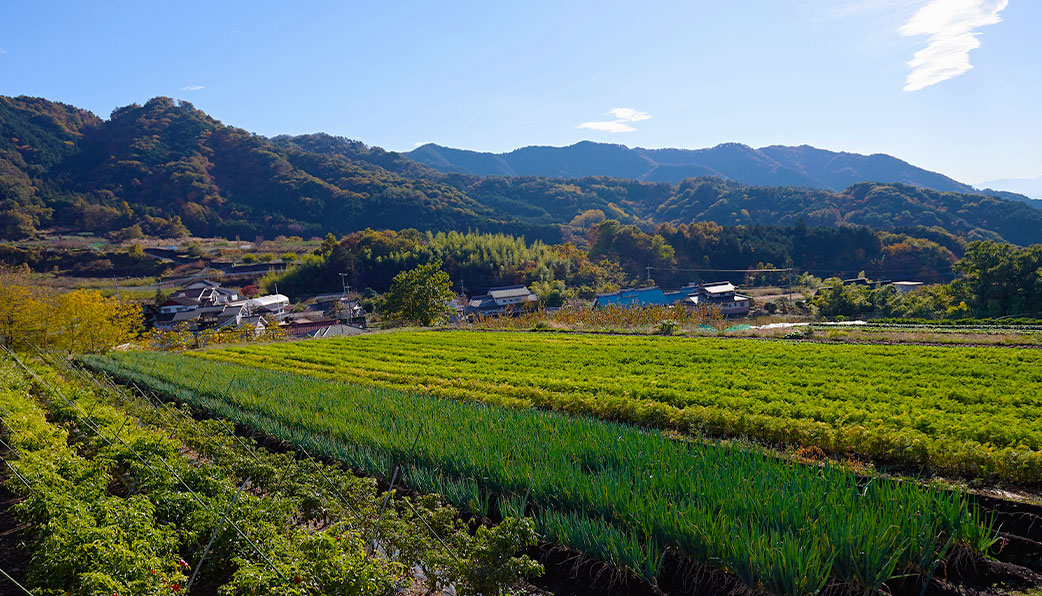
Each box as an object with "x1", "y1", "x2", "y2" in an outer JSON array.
[
  {"x1": 149, "y1": 279, "x2": 366, "y2": 338},
  {"x1": 150, "y1": 274, "x2": 932, "y2": 336},
  {"x1": 147, "y1": 278, "x2": 765, "y2": 338}
]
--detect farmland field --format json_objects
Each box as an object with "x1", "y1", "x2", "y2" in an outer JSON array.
[
  {"x1": 84, "y1": 351, "x2": 999, "y2": 596},
  {"x1": 187, "y1": 331, "x2": 1042, "y2": 482},
  {"x1": 0, "y1": 354, "x2": 523, "y2": 595}
]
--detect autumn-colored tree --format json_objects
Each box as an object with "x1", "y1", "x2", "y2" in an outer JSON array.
[
  {"x1": 0, "y1": 266, "x2": 142, "y2": 353},
  {"x1": 51, "y1": 290, "x2": 142, "y2": 353},
  {"x1": 0, "y1": 265, "x2": 50, "y2": 350}
]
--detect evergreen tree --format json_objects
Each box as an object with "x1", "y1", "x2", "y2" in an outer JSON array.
[{"x1": 383, "y1": 261, "x2": 454, "y2": 326}]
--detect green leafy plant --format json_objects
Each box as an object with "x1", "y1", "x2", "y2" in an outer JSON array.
[{"x1": 85, "y1": 349, "x2": 999, "y2": 596}]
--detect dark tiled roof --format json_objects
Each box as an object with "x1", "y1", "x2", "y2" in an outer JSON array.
[
  {"x1": 314, "y1": 292, "x2": 349, "y2": 303},
  {"x1": 163, "y1": 296, "x2": 201, "y2": 307},
  {"x1": 468, "y1": 295, "x2": 498, "y2": 308},
  {"x1": 488, "y1": 285, "x2": 533, "y2": 300}
]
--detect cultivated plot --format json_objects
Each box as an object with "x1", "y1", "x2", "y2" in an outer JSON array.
[{"x1": 191, "y1": 332, "x2": 1042, "y2": 482}]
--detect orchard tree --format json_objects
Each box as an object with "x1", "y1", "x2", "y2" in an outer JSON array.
[{"x1": 383, "y1": 261, "x2": 454, "y2": 326}]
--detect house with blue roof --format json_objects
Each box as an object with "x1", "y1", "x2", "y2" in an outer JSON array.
[
  {"x1": 593, "y1": 286, "x2": 673, "y2": 309},
  {"x1": 594, "y1": 281, "x2": 752, "y2": 316}
]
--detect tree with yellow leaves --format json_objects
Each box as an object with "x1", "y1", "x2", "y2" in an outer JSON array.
[
  {"x1": 0, "y1": 265, "x2": 50, "y2": 350},
  {"x1": 0, "y1": 266, "x2": 142, "y2": 353},
  {"x1": 51, "y1": 290, "x2": 142, "y2": 353}
]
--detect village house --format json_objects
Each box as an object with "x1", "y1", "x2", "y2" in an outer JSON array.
[
  {"x1": 841, "y1": 277, "x2": 891, "y2": 288},
  {"x1": 465, "y1": 285, "x2": 538, "y2": 317},
  {"x1": 152, "y1": 279, "x2": 289, "y2": 331},
  {"x1": 246, "y1": 294, "x2": 289, "y2": 316},
  {"x1": 595, "y1": 281, "x2": 753, "y2": 317},
  {"x1": 446, "y1": 296, "x2": 468, "y2": 322},
  {"x1": 593, "y1": 286, "x2": 672, "y2": 309},
  {"x1": 891, "y1": 281, "x2": 924, "y2": 293},
  {"x1": 677, "y1": 282, "x2": 752, "y2": 317},
  {"x1": 310, "y1": 292, "x2": 367, "y2": 327},
  {"x1": 158, "y1": 280, "x2": 240, "y2": 314}
]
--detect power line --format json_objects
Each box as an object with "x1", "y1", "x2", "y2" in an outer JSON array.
[
  {"x1": 646, "y1": 264, "x2": 959, "y2": 277},
  {"x1": 2, "y1": 347, "x2": 291, "y2": 586},
  {"x1": 647, "y1": 266, "x2": 793, "y2": 273}
]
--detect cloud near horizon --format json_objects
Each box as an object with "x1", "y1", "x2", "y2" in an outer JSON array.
[
  {"x1": 181, "y1": 85, "x2": 204, "y2": 91},
  {"x1": 578, "y1": 107, "x2": 651, "y2": 133},
  {"x1": 899, "y1": 0, "x2": 1008, "y2": 92}
]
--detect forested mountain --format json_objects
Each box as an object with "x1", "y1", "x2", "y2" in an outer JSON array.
[
  {"x1": 0, "y1": 96, "x2": 560, "y2": 242},
  {"x1": 2, "y1": 95, "x2": 1042, "y2": 246},
  {"x1": 0, "y1": 96, "x2": 101, "y2": 237},
  {"x1": 279, "y1": 134, "x2": 1042, "y2": 245},
  {"x1": 650, "y1": 178, "x2": 1042, "y2": 246},
  {"x1": 407, "y1": 141, "x2": 1010, "y2": 196}
]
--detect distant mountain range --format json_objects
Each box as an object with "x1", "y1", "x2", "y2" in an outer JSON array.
[
  {"x1": 407, "y1": 141, "x2": 1036, "y2": 204},
  {"x1": 3, "y1": 94, "x2": 1042, "y2": 246},
  {"x1": 979, "y1": 176, "x2": 1042, "y2": 200}
]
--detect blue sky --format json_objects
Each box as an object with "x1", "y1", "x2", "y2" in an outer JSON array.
[{"x1": 1, "y1": 0, "x2": 1038, "y2": 185}]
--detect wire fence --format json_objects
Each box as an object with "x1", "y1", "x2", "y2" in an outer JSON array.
[
  {"x1": 0, "y1": 347, "x2": 478, "y2": 595},
  {"x1": 2, "y1": 346, "x2": 290, "y2": 587}
]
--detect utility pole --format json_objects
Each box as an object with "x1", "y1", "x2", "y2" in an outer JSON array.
[
  {"x1": 339, "y1": 273, "x2": 350, "y2": 296},
  {"x1": 646, "y1": 266, "x2": 652, "y2": 283},
  {"x1": 787, "y1": 268, "x2": 792, "y2": 304}
]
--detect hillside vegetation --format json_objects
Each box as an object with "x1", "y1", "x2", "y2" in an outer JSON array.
[
  {"x1": 3, "y1": 95, "x2": 1042, "y2": 244},
  {"x1": 268, "y1": 223, "x2": 964, "y2": 304}
]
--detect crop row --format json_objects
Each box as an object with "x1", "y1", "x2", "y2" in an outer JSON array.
[
  {"x1": 0, "y1": 354, "x2": 539, "y2": 595},
  {"x1": 86, "y1": 351, "x2": 998, "y2": 596},
  {"x1": 190, "y1": 331, "x2": 1042, "y2": 482}
]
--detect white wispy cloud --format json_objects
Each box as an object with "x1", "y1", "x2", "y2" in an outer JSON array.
[
  {"x1": 181, "y1": 85, "x2": 205, "y2": 91},
  {"x1": 0, "y1": 48, "x2": 7, "y2": 55},
  {"x1": 578, "y1": 107, "x2": 651, "y2": 133},
  {"x1": 579, "y1": 121, "x2": 639, "y2": 133},
  {"x1": 899, "y1": 0, "x2": 1008, "y2": 92}
]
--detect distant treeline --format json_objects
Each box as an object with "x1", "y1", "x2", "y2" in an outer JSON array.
[
  {"x1": 269, "y1": 222, "x2": 1042, "y2": 319},
  {"x1": 810, "y1": 241, "x2": 1042, "y2": 319},
  {"x1": 267, "y1": 221, "x2": 963, "y2": 300}
]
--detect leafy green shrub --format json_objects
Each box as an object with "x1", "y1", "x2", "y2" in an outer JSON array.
[{"x1": 2, "y1": 355, "x2": 544, "y2": 596}]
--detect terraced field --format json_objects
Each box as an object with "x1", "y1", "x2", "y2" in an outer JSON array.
[{"x1": 189, "y1": 331, "x2": 1042, "y2": 482}]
